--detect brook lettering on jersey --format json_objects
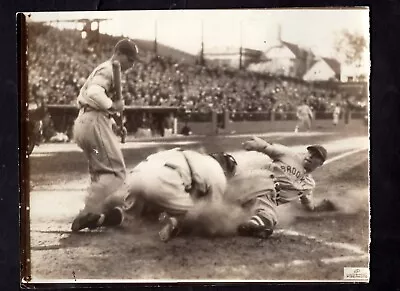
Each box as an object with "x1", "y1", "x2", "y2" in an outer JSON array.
[{"x1": 280, "y1": 165, "x2": 301, "y2": 178}]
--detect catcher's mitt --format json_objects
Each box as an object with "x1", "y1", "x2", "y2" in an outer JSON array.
[{"x1": 209, "y1": 152, "x2": 237, "y2": 178}]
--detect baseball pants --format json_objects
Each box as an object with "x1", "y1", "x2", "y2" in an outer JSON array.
[
  {"x1": 73, "y1": 110, "x2": 126, "y2": 215},
  {"x1": 297, "y1": 117, "x2": 311, "y2": 131},
  {"x1": 224, "y1": 169, "x2": 278, "y2": 226}
]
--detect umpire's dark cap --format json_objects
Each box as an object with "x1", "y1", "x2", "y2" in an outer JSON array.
[
  {"x1": 307, "y1": 145, "x2": 327, "y2": 163},
  {"x1": 114, "y1": 39, "x2": 139, "y2": 60}
]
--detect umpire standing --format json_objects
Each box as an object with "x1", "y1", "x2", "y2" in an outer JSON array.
[{"x1": 71, "y1": 39, "x2": 139, "y2": 231}]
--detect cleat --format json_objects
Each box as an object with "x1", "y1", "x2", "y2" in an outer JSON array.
[
  {"x1": 122, "y1": 196, "x2": 136, "y2": 212},
  {"x1": 71, "y1": 213, "x2": 102, "y2": 232},
  {"x1": 159, "y1": 215, "x2": 179, "y2": 242},
  {"x1": 158, "y1": 212, "x2": 169, "y2": 223},
  {"x1": 102, "y1": 207, "x2": 124, "y2": 227},
  {"x1": 237, "y1": 221, "x2": 273, "y2": 239}
]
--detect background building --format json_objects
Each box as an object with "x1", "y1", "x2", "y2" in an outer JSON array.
[{"x1": 303, "y1": 57, "x2": 341, "y2": 81}]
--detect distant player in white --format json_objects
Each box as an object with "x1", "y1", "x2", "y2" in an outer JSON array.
[
  {"x1": 295, "y1": 100, "x2": 314, "y2": 133},
  {"x1": 333, "y1": 103, "x2": 341, "y2": 126}
]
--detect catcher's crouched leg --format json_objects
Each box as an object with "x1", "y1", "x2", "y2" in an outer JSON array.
[{"x1": 158, "y1": 212, "x2": 181, "y2": 242}]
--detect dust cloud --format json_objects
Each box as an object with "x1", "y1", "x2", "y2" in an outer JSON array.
[
  {"x1": 185, "y1": 198, "x2": 250, "y2": 236},
  {"x1": 185, "y1": 185, "x2": 369, "y2": 236},
  {"x1": 185, "y1": 166, "x2": 277, "y2": 237},
  {"x1": 275, "y1": 187, "x2": 370, "y2": 228},
  {"x1": 329, "y1": 188, "x2": 369, "y2": 214}
]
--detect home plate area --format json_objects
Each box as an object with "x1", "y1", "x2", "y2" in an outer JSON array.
[
  {"x1": 29, "y1": 220, "x2": 368, "y2": 281},
  {"x1": 28, "y1": 133, "x2": 369, "y2": 282}
]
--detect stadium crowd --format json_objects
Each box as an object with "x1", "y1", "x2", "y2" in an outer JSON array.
[
  {"x1": 27, "y1": 22, "x2": 368, "y2": 142},
  {"x1": 28, "y1": 22, "x2": 344, "y2": 115}
]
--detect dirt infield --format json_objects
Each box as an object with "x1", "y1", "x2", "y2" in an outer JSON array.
[{"x1": 25, "y1": 131, "x2": 369, "y2": 282}]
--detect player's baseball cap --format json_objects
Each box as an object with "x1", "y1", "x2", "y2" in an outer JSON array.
[
  {"x1": 114, "y1": 39, "x2": 139, "y2": 61},
  {"x1": 307, "y1": 145, "x2": 327, "y2": 163}
]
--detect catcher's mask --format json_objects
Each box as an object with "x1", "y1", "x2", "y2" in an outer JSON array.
[{"x1": 209, "y1": 152, "x2": 237, "y2": 178}]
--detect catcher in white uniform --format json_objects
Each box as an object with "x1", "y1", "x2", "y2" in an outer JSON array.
[{"x1": 73, "y1": 147, "x2": 229, "y2": 242}]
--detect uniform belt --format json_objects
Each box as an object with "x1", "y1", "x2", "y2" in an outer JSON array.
[{"x1": 80, "y1": 105, "x2": 113, "y2": 118}]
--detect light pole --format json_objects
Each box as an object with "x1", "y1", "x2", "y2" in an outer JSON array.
[
  {"x1": 200, "y1": 19, "x2": 205, "y2": 66},
  {"x1": 239, "y1": 21, "x2": 243, "y2": 70},
  {"x1": 154, "y1": 19, "x2": 158, "y2": 55}
]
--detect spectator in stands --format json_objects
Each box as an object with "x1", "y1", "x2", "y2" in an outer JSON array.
[
  {"x1": 180, "y1": 121, "x2": 192, "y2": 136},
  {"x1": 28, "y1": 22, "x2": 344, "y2": 137}
]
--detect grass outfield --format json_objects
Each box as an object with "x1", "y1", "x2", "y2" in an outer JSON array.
[{"x1": 28, "y1": 128, "x2": 367, "y2": 188}]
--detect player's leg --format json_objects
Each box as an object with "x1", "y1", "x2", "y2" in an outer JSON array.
[
  {"x1": 73, "y1": 112, "x2": 125, "y2": 180},
  {"x1": 305, "y1": 117, "x2": 311, "y2": 131},
  {"x1": 83, "y1": 113, "x2": 126, "y2": 207},
  {"x1": 237, "y1": 191, "x2": 278, "y2": 239},
  {"x1": 71, "y1": 206, "x2": 125, "y2": 232},
  {"x1": 91, "y1": 113, "x2": 126, "y2": 181},
  {"x1": 144, "y1": 166, "x2": 194, "y2": 215},
  {"x1": 229, "y1": 170, "x2": 278, "y2": 239},
  {"x1": 71, "y1": 173, "x2": 125, "y2": 231},
  {"x1": 294, "y1": 119, "x2": 300, "y2": 133},
  {"x1": 333, "y1": 114, "x2": 339, "y2": 126},
  {"x1": 141, "y1": 166, "x2": 195, "y2": 241},
  {"x1": 71, "y1": 113, "x2": 126, "y2": 231}
]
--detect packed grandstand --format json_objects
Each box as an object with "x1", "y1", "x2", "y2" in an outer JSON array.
[{"x1": 27, "y1": 22, "x2": 367, "y2": 141}]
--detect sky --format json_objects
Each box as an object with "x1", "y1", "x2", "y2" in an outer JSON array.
[{"x1": 27, "y1": 9, "x2": 369, "y2": 72}]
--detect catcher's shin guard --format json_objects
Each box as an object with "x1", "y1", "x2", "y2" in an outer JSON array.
[
  {"x1": 158, "y1": 212, "x2": 180, "y2": 242},
  {"x1": 237, "y1": 215, "x2": 274, "y2": 239}
]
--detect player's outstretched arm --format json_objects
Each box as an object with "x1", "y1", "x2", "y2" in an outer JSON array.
[
  {"x1": 242, "y1": 136, "x2": 269, "y2": 152},
  {"x1": 242, "y1": 136, "x2": 287, "y2": 159},
  {"x1": 301, "y1": 193, "x2": 337, "y2": 212}
]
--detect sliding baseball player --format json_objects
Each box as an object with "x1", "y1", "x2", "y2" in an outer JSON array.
[{"x1": 232, "y1": 136, "x2": 334, "y2": 239}]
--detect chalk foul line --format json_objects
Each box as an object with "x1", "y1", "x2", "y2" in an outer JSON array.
[
  {"x1": 324, "y1": 147, "x2": 368, "y2": 166},
  {"x1": 276, "y1": 229, "x2": 367, "y2": 255},
  {"x1": 272, "y1": 254, "x2": 369, "y2": 269}
]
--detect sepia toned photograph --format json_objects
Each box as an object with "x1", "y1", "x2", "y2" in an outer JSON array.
[{"x1": 20, "y1": 8, "x2": 370, "y2": 283}]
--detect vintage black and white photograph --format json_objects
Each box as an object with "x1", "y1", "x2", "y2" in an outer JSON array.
[{"x1": 21, "y1": 8, "x2": 370, "y2": 283}]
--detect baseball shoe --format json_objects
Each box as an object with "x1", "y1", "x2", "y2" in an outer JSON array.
[
  {"x1": 71, "y1": 212, "x2": 102, "y2": 232},
  {"x1": 102, "y1": 207, "x2": 124, "y2": 227},
  {"x1": 71, "y1": 207, "x2": 124, "y2": 232},
  {"x1": 158, "y1": 212, "x2": 179, "y2": 242},
  {"x1": 237, "y1": 215, "x2": 274, "y2": 239}
]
